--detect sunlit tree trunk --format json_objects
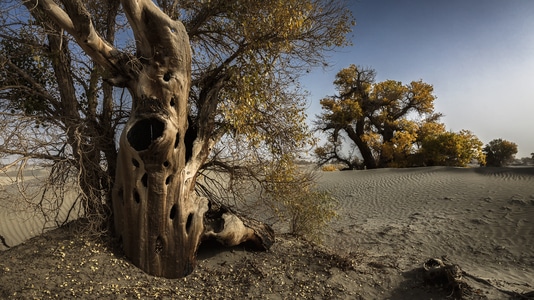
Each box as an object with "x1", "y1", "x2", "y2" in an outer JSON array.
[
  {"x1": 109, "y1": 1, "x2": 213, "y2": 278},
  {"x1": 25, "y1": 0, "x2": 274, "y2": 278}
]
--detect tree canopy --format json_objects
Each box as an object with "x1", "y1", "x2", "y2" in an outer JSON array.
[
  {"x1": 483, "y1": 138, "x2": 518, "y2": 167},
  {"x1": 420, "y1": 130, "x2": 485, "y2": 167},
  {"x1": 314, "y1": 65, "x2": 491, "y2": 169},
  {"x1": 1, "y1": 0, "x2": 352, "y2": 218},
  {"x1": 315, "y1": 65, "x2": 443, "y2": 169}
]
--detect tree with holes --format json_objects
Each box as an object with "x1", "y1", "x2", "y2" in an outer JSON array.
[{"x1": 1, "y1": 1, "x2": 352, "y2": 277}]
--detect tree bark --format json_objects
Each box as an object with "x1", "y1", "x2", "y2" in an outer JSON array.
[
  {"x1": 27, "y1": 0, "x2": 274, "y2": 278},
  {"x1": 111, "y1": 4, "x2": 274, "y2": 273},
  {"x1": 346, "y1": 123, "x2": 377, "y2": 169},
  {"x1": 109, "y1": 0, "x2": 209, "y2": 278},
  {"x1": 378, "y1": 126, "x2": 394, "y2": 168}
]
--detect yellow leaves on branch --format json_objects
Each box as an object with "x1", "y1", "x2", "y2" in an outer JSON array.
[
  {"x1": 319, "y1": 97, "x2": 362, "y2": 125},
  {"x1": 263, "y1": 154, "x2": 338, "y2": 243},
  {"x1": 421, "y1": 130, "x2": 485, "y2": 167},
  {"x1": 195, "y1": 0, "x2": 354, "y2": 159},
  {"x1": 240, "y1": 1, "x2": 314, "y2": 44},
  {"x1": 372, "y1": 80, "x2": 406, "y2": 105},
  {"x1": 219, "y1": 68, "x2": 310, "y2": 154},
  {"x1": 407, "y1": 80, "x2": 436, "y2": 114},
  {"x1": 235, "y1": 0, "x2": 353, "y2": 52}
]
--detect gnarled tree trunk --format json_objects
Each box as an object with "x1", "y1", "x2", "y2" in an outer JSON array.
[
  {"x1": 28, "y1": 0, "x2": 274, "y2": 279},
  {"x1": 111, "y1": 2, "x2": 207, "y2": 278}
]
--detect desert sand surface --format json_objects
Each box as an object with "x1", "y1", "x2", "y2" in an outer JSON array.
[
  {"x1": 0, "y1": 166, "x2": 82, "y2": 251},
  {"x1": 318, "y1": 166, "x2": 534, "y2": 299},
  {"x1": 0, "y1": 166, "x2": 533, "y2": 299}
]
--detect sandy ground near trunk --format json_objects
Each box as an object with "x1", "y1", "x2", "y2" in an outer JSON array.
[{"x1": 1, "y1": 166, "x2": 533, "y2": 299}]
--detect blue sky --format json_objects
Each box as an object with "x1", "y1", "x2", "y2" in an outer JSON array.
[{"x1": 303, "y1": 0, "x2": 534, "y2": 158}]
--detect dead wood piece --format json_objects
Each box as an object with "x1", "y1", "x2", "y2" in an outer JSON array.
[
  {"x1": 203, "y1": 206, "x2": 275, "y2": 251},
  {"x1": 0, "y1": 235, "x2": 10, "y2": 249},
  {"x1": 422, "y1": 258, "x2": 465, "y2": 299}
]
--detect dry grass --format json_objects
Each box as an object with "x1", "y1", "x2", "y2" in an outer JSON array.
[{"x1": 321, "y1": 164, "x2": 342, "y2": 172}]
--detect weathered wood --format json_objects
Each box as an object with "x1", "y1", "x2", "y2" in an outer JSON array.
[
  {"x1": 110, "y1": 0, "x2": 206, "y2": 278},
  {"x1": 204, "y1": 206, "x2": 275, "y2": 250},
  {"x1": 29, "y1": 0, "x2": 275, "y2": 278}
]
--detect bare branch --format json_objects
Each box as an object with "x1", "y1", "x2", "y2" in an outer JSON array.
[
  {"x1": 24, "y1": 0, "x2": 136, "y2": 86},
  {"x1": 25, "y1": 0, "x2": 75, "y2": 32},
  {"x1": 121, "y1": 0, "x2": 191, "y2": 66}
]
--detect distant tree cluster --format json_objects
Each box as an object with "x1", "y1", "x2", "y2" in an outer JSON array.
[
  {"x1": 421, "y1": 130, "x2": 485, "y2": 167},
  {"x1": 522, "y1": 153, "x2": 534, "y2": 165},
  {"x1": 483, "y1": 139, "x2": 518, "y2": 167},
  {"x1": 314, "y1": 65, "x2": 528, "y2": 169},
  {"x1": 314, "y1": 65, "x2": 486, "y2": 169}
]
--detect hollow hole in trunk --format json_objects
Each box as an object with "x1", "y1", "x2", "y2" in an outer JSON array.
[
  {"x1": 132, "y1": 158, "x2": 140, "y2": 168},
  {"x1": 127, "y1": 118, "x2": 165, "y2": 151},
  {"x1": 163, "y1": 72, "x2": 172, "y2": 82},
  {"x1": 163, "y1": 161, "x2": 170, "y2": 168},
  {"x1": 174, "y1": 132, "x2": 180, "y2": 149},
  {"x1": 170, "y1": 97, "x2": 175, "y2": 107},
  {"x1": 166, "y1": 175, "x2": 173, "y2": 185},
  {"x1": 169, "y1": 204, "x2": 177, "y2": 220},
  {"x1": 133, "y1": 189, "x2": 140, "y2": 204},
  {"x1": 141, "y1": 173, "x2": 148, "y2": 187},
  {"x1": 184, "y1": 118, "x2": 197, "y2": 162},
  {"x1": 155, "y1": 236, "x2": 163, "y2": 254},
  {"x1": 186, "y1": 213, "x2": 193, "y2": 233}
]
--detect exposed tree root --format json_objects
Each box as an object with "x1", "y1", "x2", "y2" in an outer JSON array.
[
  {"x1": 422, "y1": 257, "x2": 534, "y2": 300},
  {"x1": 0, "y1": 235, "x2": 10, "y2": 249}
]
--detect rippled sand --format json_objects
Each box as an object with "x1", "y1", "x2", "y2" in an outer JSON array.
[
  {"x1": 317, "y1": 166, "x2": 534, "y2": 294},
  {"x1": 0, "y1": 167, "x2": 82, "y2": 250},
  {"x1": 1, "y1": 166, "x2": 533, "y2": 298}
]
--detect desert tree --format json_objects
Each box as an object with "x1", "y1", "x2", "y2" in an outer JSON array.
[
  {"x1": 518, "y1": 156, "x2": 533, "y2": 166},
  {"x1": 315, "y1": 65, "x2": 442, "y2": 169},
  {"x1": 483, "y1": 138, "x2": 518, "y2": 167},
  {"x1": 1, "y1": 0, "x2": 353, "y2": 277},
  {"x1": 420, "y1": 130, "x2": 485, "y2": 167}
]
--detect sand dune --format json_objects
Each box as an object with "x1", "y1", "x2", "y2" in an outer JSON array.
[
  {"x1": 317, "y1": 166, "x2": 534, "y2": 295},
  {"x1": 1, "y1": 166, "x2": 533, "y2": 299}
]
